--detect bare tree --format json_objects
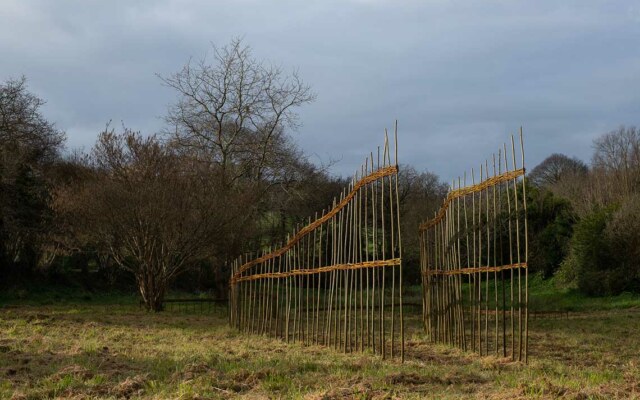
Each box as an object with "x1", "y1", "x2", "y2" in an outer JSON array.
[
  {"x1": 529, "y1": 153, "x2": 588, "y2": 188},
  {"x1": 0, "y1": 77, "x2": 65, "y2": 163},
  {"x1": 549, "y1": 126, "x2": 640, "y2": 217},
  {"x1": 158, "y1": 38, "x2": 317, "y2": 266},
  {"x1": 592, "y1": 125, "x2": 640, "y2": 196},
  {"x1": 0, "y1": 77, "x2": 65, "y2": 275},
  {"x1": 397, "y1": 165, "x2": 448, "y2": 282},
  {"x1": 54, "y1": 127, "x2": 231, "y2": 311},
  {"x1": 160, "y1": 38, "x2": 316, "y2": 188}
]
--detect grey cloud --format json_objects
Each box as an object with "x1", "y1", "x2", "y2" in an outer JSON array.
[{"x1": 1, "y1": 0, "x2": 638, "y2": 181}]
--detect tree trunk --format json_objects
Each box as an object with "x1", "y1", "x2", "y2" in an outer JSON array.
[{"x1": 137, "y1": 272, "x2": 166, "y2": 312}]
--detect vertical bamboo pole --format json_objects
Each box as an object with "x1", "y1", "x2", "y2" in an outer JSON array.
[
  {"x1": 464, "y1": 172, "x2": 472, "y2": 352},
  {"x1": 299, "y1": 231, "x2": 305, "y2": 344},
  {"x1": 264, "y1": 249, "x2": 271, "y2": 335},
  {"x1": 427, "y1": 225, "x2": 431, "y2": 341},
  {"x1": 271, "y1": 252, "x2": 276, "y2": 338},
  {"x1": 238, "y1": 257, "x2": 242, "y2": 331},
  {"x1": 453, "y1": 178, "x2": 463, "y2": 349},
  {"x1": 471, "y1": 169, "x2": 477, "y2": 353},
  {"x1": 260, "y1": 249, "x2": 267, "y2": 335},
  {"x1": 425, "y1": 229, "x2": 431, "y2": 339},
  {"x1": 312, "y1": 212, "x2": 319, "y2": 345},
  {"x1": 351, "y1": 177, "x2": 358, "y2": 352},
  {"x1": 493, "y1": 154, "x2": 499, "y2": 355},
  {"x1": 327, "y1": 203, "x2": 336, "y2": 347},
  {"x1": 239, "y1": 256, "x2": 245, "y2": 332},
  {"x1": 444, "y1": 186, "x2": 451, "y2": 346},
  {"x1": 306, "y1": 217, "x2": 312, "y2": 345},
  {"x1": 362, "y1": 157, "x2": 371, "y2": 347},
  {"x1": 504, "y1": 143, "x2": 515, "y2": 359},
  {"x1": 249, "y1": 253, "x2": 256, "y2": 334},
  {"x1": 387, "y1": 146, "x2": 396, "y2": 358},
  {"x1": 343, "y1": 186, "x2": 352, "y2": 353},
  {"x1": 419, "y1": 231, "x2": 426, "y2": 333},
  {"x1": 450, "y1": 191, "x2": 456, "y2": 347},
  {"x1": 254, "y1": 252, "x2": 262, "y2": 334},
  {"x1": 434, "y1": 211, "x2": 440, "y2": 343},
  {"x1": 255, "y1": 252, "x2": 261, "y2": 335},
  {"x1": 336, "y1": 191, "x2": 344, "y2": 350},
  {"x1": 275, "y1": 251, "x2": 281, "y2": 339},
  {"x1": 229, "y1": 260, "x2": 234, "y2": 327},
  {"x1": 498, "y1": 149, "x2": 506, "y2": 357},
  {"x1": 457, "y1": 176, "x2": 466, "y2": 351},
  {"x1": 272, "y1": 251, "x2": 277, "y2": 336},
  {"x1": 239, "y1": 261, "x2": 242, "y2": 328},
  {"x1": 292, "y1": 233, "x2": 298, "y2": 343},
  {"x1": 370, "y1": 152, "x2": 377, "y2": 354},
  {"x1": 334, "y1": 194, "x2": 343, "y2": 349},
  {"x1": 444, "y1": 195, "x2": 450, "y2": 345},
  {"x1": 395, "y1": 123, "x2": 404, "y2": 360},
  {"x1": 359, "y1": 165, "x2": 365, "y2": 353},
  {"x1": 325, "y1": 207, "x2": 332, "y2": 345},
  {"x1": 238, "y1": 260, "x2": 242, "y2": 329},
  {"x1": 350, "y1": 173, "x2": 357, "y2": 353},
  {"x1": 478, "y1": 164, "x2": 483, "y2": 355},
  {"x1": 520, "y1": 129, "x2": 529, "y2": 363},
  {"x1": 485, "y1": 160, "x2": 490, "y2": 355},
  {"x1": 244, "y1": 256, "x2": 250, "y2": 332},
  {"x1": 285, "y1": 236, "x2": 292, "y2": 343},
  {"x1": 364, "y1": 158, "x2": 370, "y2": 349},
  {"x1": 245, "y1": 255, "x2": 251, "y2": 333},
  {"x1": 256, "y1": 251, "x2": 262, "y2": 335},
  {"x1": 511, "y1": 135, "x2": 522, "y2": 361},
  {"x1": 380, "y1": 138, "x2": 387, "y2": 359},
  {"x1": 438, "y1": 206, "x2": 443, "y2": 344}
]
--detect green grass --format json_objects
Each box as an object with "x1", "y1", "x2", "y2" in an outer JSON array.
[
  {"x1": 0, "y1": 285, "x2": 138, "y2": 307},
  {"x1": 527, "y1": 274, "x2": 640, "y2": 312},
  {"x1": 402, "y1": 274, "x2": 640, "y2": 313},
  {"x1": 1, "y1": 289, "x2": 639, "y2": 399}
]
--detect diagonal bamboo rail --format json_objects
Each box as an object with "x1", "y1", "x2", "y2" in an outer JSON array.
[
  {"x1": 419, "y1": 130, "x2": 529, "y2": 362},
  {"x1": 229, "y1": 125, "x2": 404, "y2": 360}
]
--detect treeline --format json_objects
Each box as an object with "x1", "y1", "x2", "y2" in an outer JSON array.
[
  {"x1": 526, "y1": 126, "x2": 640, "y2": 295},
  {"x1": 2, "y1": 40, "x2": 635, "y2": 310},
  {"x1": 0, "y1": 39, "x2": 446, "y2": 310}
]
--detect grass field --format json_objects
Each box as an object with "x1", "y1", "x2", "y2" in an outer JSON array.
[{"x1": 1, "y1": 282, "x2": 639, "y2": 399}]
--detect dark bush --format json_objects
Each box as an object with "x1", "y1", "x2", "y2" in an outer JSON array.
[
  {"x1": 526, "y1": 186, "x2": 576, "y2": 278},
  {"x1": 605, "y1": 195, "x2": 640, "y2": 293},
  {"x1": 559, "y1": 203, "x2": 640, "y2": 296}
]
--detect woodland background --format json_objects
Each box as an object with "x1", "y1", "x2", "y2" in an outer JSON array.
[{"x1": 1, "y1": 39, "x2": 639, "y2": 310}]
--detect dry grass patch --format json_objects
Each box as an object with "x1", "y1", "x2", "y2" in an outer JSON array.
[{"x1": 0, "y1": 303, "x2": 638, "y2": 399}]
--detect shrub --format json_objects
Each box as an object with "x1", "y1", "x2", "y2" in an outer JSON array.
[
  {"x1": 559, "y1": 207, "x2": 614, "y2": 296},
  {"x1": 559, "y1": 198, "x2": 640, "y2": 296},
  {"x1": 605, "y1": 195, "x2": 640, "y2": 293},
  {"x1": 527, "y1": 187, "x2": 576, "y2": 278}
]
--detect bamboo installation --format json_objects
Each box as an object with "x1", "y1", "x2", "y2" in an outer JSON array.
[
  {"x1": 419, "y1": 130, "x2": 529, "y2": 362},
  {"x1": 229, "y1": 126, "x2": 404, "y2": 360}
]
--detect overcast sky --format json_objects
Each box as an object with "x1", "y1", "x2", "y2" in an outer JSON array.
[{"x1": 1, "y1": 1, "x2": 639, "y2": 181}]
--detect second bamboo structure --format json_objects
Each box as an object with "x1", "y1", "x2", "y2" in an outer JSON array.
[{"x1": 419, "y1": 130, "x2": 529, "y2": 362}]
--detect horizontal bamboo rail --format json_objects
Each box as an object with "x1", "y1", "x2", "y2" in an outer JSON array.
[
  {"x1": 423, "y1": 262, "x2": 527, "y2": 276},
  {"x1": 232, "y1": 258, "x2": 401, "y2": 283}
]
